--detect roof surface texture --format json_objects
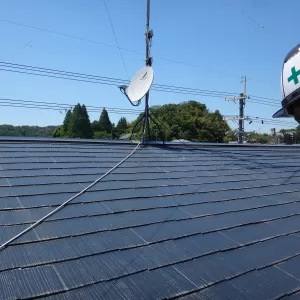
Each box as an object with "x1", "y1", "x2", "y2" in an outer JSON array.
[{"x1": 1, "y1": 138, "x2": 300, "y2": 299}]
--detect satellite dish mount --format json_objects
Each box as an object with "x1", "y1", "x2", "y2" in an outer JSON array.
[{"x1": 119, "y1": 0, "x2": 164, "y2": 144}]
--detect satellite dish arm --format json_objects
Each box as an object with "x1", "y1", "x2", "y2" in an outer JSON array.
[{"x1": 119, "y1": 85, "x2": 141, "y2": 107}]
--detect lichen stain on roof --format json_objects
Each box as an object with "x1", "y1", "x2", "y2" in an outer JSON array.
[{"x1": 1, "y1": 138, "x2": 300, "y2": 299}]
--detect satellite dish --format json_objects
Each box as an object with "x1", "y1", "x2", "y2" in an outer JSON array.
[
  {"x1": 119, "y1": 66, "x2": 154, "y2": 106},
  {"x1": 127, "y1": 66, "x2": 154, "y2": 102}
]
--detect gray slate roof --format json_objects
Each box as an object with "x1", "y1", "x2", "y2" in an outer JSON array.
[{"x1": 1, "y1": 138, "x2": 300, "y2": 299}]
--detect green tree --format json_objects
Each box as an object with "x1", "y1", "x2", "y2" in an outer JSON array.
[
  {"x1": 111, "y1": 123, "x2": 119, "y2": 139},
  {"x1": 247, "y1": 133, "x2": 270, "y2": 144},
  {"x1": 52, "y1": 126, "x2": 64, "y2": 138},
  {"x1": 63, "y1": 110, "x2": 72, "y2": 132},
  {"x1": 295, "y1": 126, "x2": 300, "y2": 143},
  {"x1": 81, "y1": 105, "x2": 93, "y2": 138},
  {"x1": 117, "y1": 117, "x2": 128, "y2": 132},
  {"x1": 0, "y1": 125, "x2": 56, "y2": 137},
  {"x1": 130, "y1": 101, "x2": 229, "y2": 142},
  {"x1": 98, "y1": 108, "x2": 112, "y2": 132},
  {"x1": 67, "y1": 103, "x2": 85, "y2": 138},
  {"x1": 116, "y1": 117, "x2": 128, "y2": 135},
  {"x1": 255, "y1": 134, "x2": 269, "y2": 144},
  {"x1": 91, "y1": 120, "x2": 101, "y2": 132}
]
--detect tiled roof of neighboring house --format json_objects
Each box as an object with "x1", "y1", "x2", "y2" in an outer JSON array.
[{"x1": 1, "y1": 138, "x2": 300, "y2": 299}]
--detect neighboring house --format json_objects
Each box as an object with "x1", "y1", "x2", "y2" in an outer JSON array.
[
  {"x1": 269, "y1": 129, "x2": 296, "y2": 144},
  {"x1": 1, "y1": 137, "x2": 300, "y2": 299},
  {"x1": 283, "y1": 132, "x2": 296, "y2": 144}
]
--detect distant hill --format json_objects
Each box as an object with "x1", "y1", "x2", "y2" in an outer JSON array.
[{"x1": 0, "y1": 125, "x2": 56, "y2": 137}]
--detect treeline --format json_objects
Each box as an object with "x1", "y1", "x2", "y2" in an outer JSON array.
[
  {"x1": 4, "y1": 101, "x2": 280, "y2": 143},
  {"x1": 52, "y1": 101, "x2": 230, "y2": 142},
  {"x1": 132, "y1": 101, "x2": 230, "y2": 142},
  {"x1": 0, "y1": 125, "x2": 56, "y2": 137},
  {"x1": 53, "y1": 103, "x2": 128, "y2": 139}
]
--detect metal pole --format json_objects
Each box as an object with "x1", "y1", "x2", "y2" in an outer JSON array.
[
  {"x1": 238, "y1": 95, "x2": 244, "y2": 144},
  {"x1": 238, "y1": 76, "x2": 246, "y2": 144},
  {"x1": 146, "y1": 0, "x2": 150, "y2": 61},
  {"x1": 143, "y1": 0, "x2": 151, "y2": 143}
]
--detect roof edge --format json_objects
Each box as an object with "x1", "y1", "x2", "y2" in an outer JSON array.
[
  {"x1": 147, "y1": 141, "x2": 300, "y2": 148},
  {"x1": 0, "y1": 137, "x2": 298, "y2": 148},
  {"x1": 0, "y1": 136, "x2": 139, "y2": 145}
]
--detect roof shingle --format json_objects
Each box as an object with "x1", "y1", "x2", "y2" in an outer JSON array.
[{"x1": 1, "y1": 138, "x2": 300, "y2": 299}]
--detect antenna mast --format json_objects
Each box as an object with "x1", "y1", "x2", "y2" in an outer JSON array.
[
  {"x1": 142, "y1": 0, "x2": 152, "y2": 143},
  {"x1": 127, "y1": 0, "x2": 164, "y2": 144}
]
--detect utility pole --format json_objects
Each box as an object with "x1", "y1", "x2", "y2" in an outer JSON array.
[
  {"x1": 225, "y1": 76, "x2": 248, "y2": 144},
  {"x1": 239, "y1": 76, "x2": 247, "y2": 144}
]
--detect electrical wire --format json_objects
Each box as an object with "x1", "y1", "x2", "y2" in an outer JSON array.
[
  {"x1": 0, "y1": 19, "x2": 250, "y2": 80},
  {"x1": 103, "y1": 1, "x2": 131, "y2": 81},
  {"x1": 247, "y1": 116, "x2": 296, "y2": 127},
  {"x1": 251, "y1": 120, "x2": 295, "y2": 127},
  {"x1": 0, "y1": 97, "x2": 143, "y2": 112},
  {"x1": 0, "y1": 61, "x2": 239, "y2": 97},
  {"x1": 240, "y1": 11, "x2": 265, "y2": 29},
  {"x1": 0, "y1": 19, "x2": 143, "y2": 56},
  {"x1": 0, "y1": 103, "x2": 142, "y2": 116},
  {"x1": 0, "y1": 63, "x2": 281, "y2": 104},
  {"x1": 1, "y1": 61, "x2": 284, "y2": 107},
  {"x1": 0, "y1": 67, "x2": 123, "y2": 87},
  {"x1": 0, "y1": 61, "x2": 128, "y2": 84},
  {"x1": 0, "y1": 62, "x2": 239, "y2": 101},
  {"x1": 0, "y1": 97, "x2": 144, "y2": 117},
  {"x1": 0, "y1": 96, "x2": 294, "y2": 128},
  {"x1": 248, "y1": 100, "x2": 280, "y2": 108},
  {"x1": 0, "y1": 61, "x2": 288, "y2": 114},
  {"x1": 0, "y1": 18, "x2": 279, "y2": 87},
  {"x1": 0, "y1": 141, "x2": 141, "y2": 251},
  {"x1": 249, "y1": 94, "x2": 280, "y2": 103}
]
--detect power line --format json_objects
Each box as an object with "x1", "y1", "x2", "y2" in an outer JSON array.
[
  {"x1": 0, "y1": 95, "x2": 293, "y2": 126},
  {"x1": 0, "y1": 19, "x2": 143, "y2": 55},
  {"x1": 0, "y1": 61, "x2": 240, "y2": 97},
  {"x1": 1, "y1": 61, "x2": 284, "y2": 105},
  {"x1": 0, "y1": 61, "x2": 128, "y2": 84},
  {"x1": 0, "y1": 18, "x2": 277, "y2": 85},
  {"x1": 247, "y1": 116, "x2": 296, "y2": 126},
  {"x1": 0, "y1": 98, "x2": 294, "y2": 131},
  {"x1": 0, "y1": 61, "x2": 285, "y2": 110},
  {"x1": 0, "y1": 61, "x2": 237, "y2": 95},
  {"x1": 0, "y1": 103, "x2": 142, "y2": 115},
  {"x1": 248, "y1": 99, "x2": 280, "y2": 107},
  {"x1": 103, "y1": 1, "x2": 131, "y2": 80},
  {"x1": 0, "y1": 97, "x2": 143, "y2": 113},
  {"x1": 0, "y1": 18, "x2": 236, "y2": 78},
  {"x1": 0, "y1": 97, "x2": 143, "y2": 115},
  {"x1": 251, "y1": 120, "x2": 295, "y2": 127},
  {"x1": 0, "y1": 61, "x2": 238, "y2": 96},
  {"x1": 240, "y1": 11, "x2": 265, "y2": 30},
  {"x1": 249, "y1": 94, "x2": 280, "y2": 102},
  {"x1": 0, "y1": 66, "x2": 283, "y2": 109}
]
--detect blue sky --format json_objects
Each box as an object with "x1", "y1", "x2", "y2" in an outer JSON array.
[{"x1": 0, "y1": 0, "x2": 298, "y2": 132}]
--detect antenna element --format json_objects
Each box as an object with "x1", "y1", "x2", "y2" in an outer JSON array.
[{"x1": 118, "y1": 0, "x2": 164, "y2": 144}]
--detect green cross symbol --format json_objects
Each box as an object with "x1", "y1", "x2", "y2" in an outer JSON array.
[{"x1": 288, "y1": 66, "x2": 300, "y2": 85}]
